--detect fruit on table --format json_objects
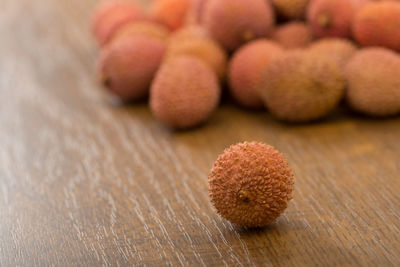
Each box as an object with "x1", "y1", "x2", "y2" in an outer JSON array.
[
  {"x1": 98, "y1": 35, "x2": 167, "y2": 101},
  {"x1": 150, "y1": 0, "x2": 190, "y2": 30},
  {"x1": 258, "y1": 51, "x2": 345, "y2": 122},
  {"x1": 228, "y1": 40, "x2": 284, "y2": 109},
  {"x1": 272, "y1": 21, "x2": 314, "y2": 49},
  {"x1": 345, "y1": 47, "x2": 400, "y2": 116},
  {"x1": 150, "y1": 56, "x2": 220, "y2": 129},
  {"x1": 308, "y1": 38, "x2": 358, "y2": 69},
  {"x1": 352, "y1": 1, "x2": 400, "y2": 52},
  {"x1": 307, "y1": 0, "x2": 369, "y2": 38},
  {"x1": 167, "y1": 35, "x2": 228, "y2": 81},
  {"x1": 110, "y1": 21, "x2": 170, "y2": 44},
  {"x1": 209, "y1": 141, "x2": 294, "y2": 227},
  {"x1": 202, "y1": 0, "x2": 275, "y2": 51},
  {"x1": 91, "y1": 0, "x2": 146, "y2": 46}
]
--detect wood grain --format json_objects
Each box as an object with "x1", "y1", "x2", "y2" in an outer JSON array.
[{"x1": 1, "y1": 0, "x2": 400, "y2": 266}]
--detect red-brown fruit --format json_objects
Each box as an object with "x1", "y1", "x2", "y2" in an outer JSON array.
[
  {"x1": 307, "y1": 0, "x2": 369, "y2": 38},
  {"x1": 272, "y1": 0, "x2": 310, "y2": 19},
  {"x1": 150, "y1": 0, "x2": 190, "y2": 31},
  {"x1": 272, "y1": 22, "x2": 313, "y2": 49},
  {"x1": 352, "y1": 1, "x2": 400, "y2": 52},
  {"x1": 150, "y1": 56, "x2": 220, "y2": 129},
  {"x1": 258, "y1": 51, "x2": 345, "y2": 122},
  {"x1": 167, "y1": 37, "x2": 228, "y2": 80},
  {"x1": 202, "y1": 0, "x2": 275, "y2": 51},
  {"x1": 168, "y1": 25, "x2": 209, "y2": 46},
  {"x1": 228, "y1": 40, "x2": 284, "y2": 108},
  {"x1": 98, "y1": 35, "x2": 167, "y2": 100},
  {"x1": 309, "y1": 38, "x2": 358, "y2": 69},
  {"x1": 110, "y1": 21, "x2": 169, "y2": 44},
  {"x1": 209, "y1": 141, "x2": 294, "y2": 227},
  {"x1": 91, "y1": 0, "x2": 146, "y2": 46},
  {"x1": 186, "y1": 0, "x2": 210, "y2": 24},
  {"x1": 345, "y1": 47, "x2": 400, "y2": 116}
]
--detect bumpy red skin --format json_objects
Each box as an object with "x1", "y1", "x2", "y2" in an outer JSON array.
[
  {"x1": 98, "y1": 35, "x2": 166, "y2": 101},
  {"x1": 167, "y1": 38, "x2": 228, "y2": 81},
  {"x1": 168, "y1": 25, "x2": 210, "y2": 46},
  {"x1": 209, "y1": 142, "x2": 294, "y2": 228},
  {"x1": 91, "y1": 0, "x2": 146, "y2": 47},
  {"x1": 345, "y1": 47, "x2": 400, "y2": 116},
  {"x1": 186, "y1": 0, "x2": 209, "y2": 24},
  {"x1": 150, "y1": 56, "x2": 220, "y2": 129},
  {"x1": 272, "y1": 22, "x2": 313, "y2": 49},
  {"x1": 307, "y1": 0, "x2": 369, "y2": 38},
  {"x1": 353, "y1": 2, "x2": 400, "y2": 52},
  {"x1": 150, "y1": 0, "x2": 190, "y2": 31},
  {"x1": 228, "y1": 40, "x2": 284, "y2": 109},
  {"x1": 259, "y1": 51, "x2": 345, "y2": 122},
  {"x1": 309, "y1": 38, "x2": 358, "y2": 69},
  {"x1": 110, "y1": 22, "x2": 170, "y2": 45},
  {"x1": 202, "y1": 0, "x2": 275, "y2": 51}
]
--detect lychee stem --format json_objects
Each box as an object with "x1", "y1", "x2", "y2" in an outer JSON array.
[
  {"x1": 242, "y1": 30, "x2": 255, "y2": 42},
  {"x1": 237, "y1": 190, "x2": 251, "y2": 203},
  {"x1": 317, "y1": 14, "x2": 331, "y2": 28},
  {"x1": 101, "y1": 76, "x2": 111, "y2": 87}
]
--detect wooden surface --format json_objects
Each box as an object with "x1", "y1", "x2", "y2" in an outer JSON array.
[{"x1": 1, "y1": 0, "x2": 400, "y2": 266}]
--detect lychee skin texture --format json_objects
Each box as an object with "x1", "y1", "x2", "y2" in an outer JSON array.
[
  {"x1": 259, "y1": 51, "x2": 345, "y2": 122},
  {"x1": 98, "y1": 35, "x2": 166, "y2": 101},
  {"x1": 345, "y1": 47, "x2": 400, "y2": 116},
  {"x1": 110, "y1": 21, "x2": 169, "y2": 44},
  {"x1": 91, "y1": 0, "x2": 146, "y2": 46},
  {"x1": 186, "y1": 0, "x2": 210, "y2": 24},
  {"x1": 150, "y1": 56, "x2": 220, "y2": 129},
  {"x1": 150, "y1": 0, "x2": 190, "y2": 31},
  {"x1": 209, "y1": 142, "x2": 294, "y2": 227},
  {"x1": 309, "y1": 38, "x2": 358, "y2": 69},
  {"x1": 167, "y1": 38, "x2": 228, "y2": 81},
  {"x1": 353, "y1": 2, "x2": 400, "y2": 52},
  {"x1": 272, "y1": 22, "x2": 313, "y2": 49},
  {"x1": 307, "y1": 0, "x2": 368, "y2": 38},
  {"x1": 168, "y1": 25, "x2": 209, "y2": 46},
  {"x1": 272, "y1": 0, "x2": 310, "y2": 19},
  {"x1": 229, "y1": 40, "x2": 284, "y2": 109},
  {"x1": 202, "y1": 0, "x2": 275, "y2": 51}
]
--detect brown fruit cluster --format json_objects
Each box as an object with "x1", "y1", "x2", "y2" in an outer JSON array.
[
  {"x1": 90, "y1": 0, "x2": 400, "y2": 130},
  {"x1": 89, "y1": 0, "x2": 400, "y2": 229}
]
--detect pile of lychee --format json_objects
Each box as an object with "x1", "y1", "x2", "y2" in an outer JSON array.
[{"x1": 91, "y1": 0, "x2": 400, "y2": 129}]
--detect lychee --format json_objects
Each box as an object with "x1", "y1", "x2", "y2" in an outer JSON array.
[
  {"x1": 91, "y1": 0, "x2": 146, "y2": 46},
  {"x1": 209, "y1": 141, "x2": 294, "y2": 227},
  {"x1": 111, "y1": 21, "x2": 169, "y2": 44},
  {"x1": 272, "y1": 0, "x2": 310, "y2": 19},
  {"x1": 150, "y1": 0, "x2": 190, "y2": 31},
  {"x1": 258, "y1": 51, "x2": 345, "y2": 122},
  {"x1": 168, "y1": 25, "x2": 209, "y2": 46},
  {"x1": 272, "y1": 22, "x2": 313, "y2": 49},
  {"x1": 352, "y1": 1, "x2": 400, "y2": 52},
  {"x1": 167, "y1": 37, "x2": 228, "y2": 81},
  {"x1": 307, "y1": 0, "x2": 369, "y2": 38},
  {"x1": 309, "y1": 38, "x2": 358, "y2": 69},
  {"x1": 228, "y1": 40, "x2": 284, "y2": 109},
  {"x1": 202, "y1": 0, "x2": 275, "y2": 51},
  {"x1": 98, "y1": 35, "x2": 167, "y2": 100},
  {"x1": 186, "y1": 0, "x2": 209, "y2": 24},
  {"x1": 345, "y1": 47, "x2": 400, "y2": 116},
  {"x1": 150, "y1": 56, "x2": 220, "y2": 129}
]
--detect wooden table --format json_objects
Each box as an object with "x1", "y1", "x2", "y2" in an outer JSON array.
[{"x1": 1, "y1": 0, "x2": 399, "y2": 266}]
